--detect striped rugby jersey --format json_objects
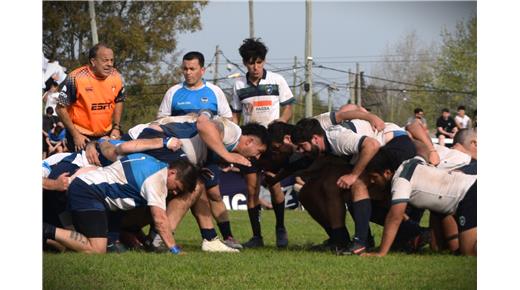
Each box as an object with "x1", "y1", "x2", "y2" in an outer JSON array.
[{"x1": 231, "y1": 70, "x2": 294, "y2": 127}]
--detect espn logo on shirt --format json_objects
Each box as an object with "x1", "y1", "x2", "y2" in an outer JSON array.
[{"x1": 91, "y1": 102, "x2": 113, "y2": 111}]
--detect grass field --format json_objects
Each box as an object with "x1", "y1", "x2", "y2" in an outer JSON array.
[{"x1": 43, "y1": 210, "x2": 476, "y2": 289}]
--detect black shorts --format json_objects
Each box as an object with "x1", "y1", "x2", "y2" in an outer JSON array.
[
  {"x1": 71, "y1": 210, "x2": 108, "y2": 238},
  {"x1": 382, "y1": 135, "x2": 417, "y2": 171},
  {"x1": 455, "y1": 181, "x2": 477, "y2": 232}
]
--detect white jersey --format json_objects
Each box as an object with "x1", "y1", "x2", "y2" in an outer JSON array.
[
  {"x1": 324, "y1": 125, "x2": 367, "y2": 158},
  {"x1": 44, "y1": 92, "x2": 60, "y2": 116},
  {"x1": 434, "y1": 144, "x2": 472, "y2": 171},
  {"x1": 391, "y1": 157, "x2": 477, "y2": 215},
  {"x1": 454, "y1": 115, "x2": 471, "y2": 129},
  {"x1": 127, "y1": 115, "x2": 241, "y2": 165},
  {"x1": 42, "y1": 152, "x2": 90, "y2": 178},
  {"x1": 314, "y1": 112, "x2": 404, "y2": 146},
  {"x1": 157, "y1": 81, "x2": 232, "y2": 119},
  {"x1": 231, "y1": 70, "x2": 294, "y2": 127}
]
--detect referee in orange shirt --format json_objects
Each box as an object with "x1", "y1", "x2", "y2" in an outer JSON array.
[{"x1": 57, "y1": 43, "x2": 125, "y2": 152}]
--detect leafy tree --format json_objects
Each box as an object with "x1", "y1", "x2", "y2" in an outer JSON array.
[
  {"x1": 43, "y1": 1, "x2": 208, "y2": 128},
  {"x1": 434, "y1": 14, "x2": 477, "y2": 112},
  {"x1": 367, "y1": 31, "x2": 437, "y2": 126}
]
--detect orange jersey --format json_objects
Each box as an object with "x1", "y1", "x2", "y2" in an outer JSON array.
[{"x1": 59, "y1": 65, "x2": 125, "y2": 136}]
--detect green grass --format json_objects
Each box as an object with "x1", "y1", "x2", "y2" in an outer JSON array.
[{"x1": 43, "y1": 210, "x2": 476, "y2": 289}]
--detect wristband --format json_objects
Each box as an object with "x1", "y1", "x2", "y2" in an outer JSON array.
[
  {"x1": 170, "y1": 245, "x2": 181, "y2": 254},
  {"x1": 199, "y1": 109, "x2": 214, "y2": 119},
  {"x1": 163, "y1": 137, "x2": 171, "y2": 148}
]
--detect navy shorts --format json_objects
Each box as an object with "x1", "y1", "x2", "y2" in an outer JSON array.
[
  {"x1": 455, "y1": 181, "x2": 477, "y2": 232},
  {"x1": 382, "y1": 135, "x2": 417, "y2": 171},
  {"x1": 67, "y1": 178, "x2": 106, "y2": 211}
]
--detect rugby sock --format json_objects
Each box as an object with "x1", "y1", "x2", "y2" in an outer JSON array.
[
  {"x1": 352, "y1": 199, "x2": 372, "y2": 246},
  {"x1": 273, "y1": 201, "x2": 286, "y2": 229},
  {"x1": 324, "y1": 226, "x2": 333, "y2": 238},
  {"x1": 43, "y1": 222, "x2": 56, "y2": 240},
  {"x1": 200, "y1": 228, "x2": 218, "y2": 241},
  {"x1": 247, "y1": 205, "x2": 262, "y2": 238},
  {"x1": 217, "y1": 221, "x2": 233, "y2": 240},
  {"x1": 330, "y1": 226, "x2": 350, "y2": 247}
]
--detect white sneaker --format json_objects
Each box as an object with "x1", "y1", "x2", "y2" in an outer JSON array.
[{"x1": 201, "y1": 238, "x2": 240, "y2": 253}]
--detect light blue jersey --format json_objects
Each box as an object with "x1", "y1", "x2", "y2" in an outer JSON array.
[{"x1": 157, "y1": 81, "x2": 232, "y2": 118}]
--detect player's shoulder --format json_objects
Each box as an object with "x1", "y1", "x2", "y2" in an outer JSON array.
[
  {"x1": 205, "y1": 81, "x2": 225, "y2": 93},
  {"x1": 165, "y1": 83, "x2": 183, "y2": 95},
  {"x1": 265, "y1": 70, "x2": 286, "y2": 82},
  {"x1": 68, "y1": 65, "x2": 89, "y2": 78}
]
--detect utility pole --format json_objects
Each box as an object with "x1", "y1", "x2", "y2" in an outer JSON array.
[
  {"x1": 358, "y1": 71, "x2": 364, "y2": 107},
  {"x1": 249, "y1": 0, "x2": 255, "y2": 38},
  {"x1": 304, "y1": 0, "x2": 313, "y2": 117},
  {"x1": 348, "y1": 68, "x2": 354, "y2": 104},
  {"x1": 356, "y1": 62, "x2": 361, "y2": 107},
  {"x1": 213, "y1": 45, "x2": 220, "y2": 85},
  {"x1": 292, "y1": 56, "x2": 298, "y2": 123},
  {"x1": 327, "y1": 86, "x2": 332, "y2": 112},
  {"x1": 88, "y1": 0, "x2": 99, "y2": 45}
]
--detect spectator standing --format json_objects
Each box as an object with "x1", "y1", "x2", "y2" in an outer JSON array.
[
  {"x1": 436, "y1": 108, "x2": 458, "y2": 146},
  {"x1": 56, "y1": 43, "x2": 125, "y2": 152}
]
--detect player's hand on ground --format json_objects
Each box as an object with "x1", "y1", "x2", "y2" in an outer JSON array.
[
  {"x1": 223, "y1": 152, "x2": 251, "y2": 167},
  {"x1": 85, "y1": 142, "x2": 101, "y2": 166},
  {"x1": 73, "y1": 133, "x2": 90, "y2": 151},
  {"x1": 54, "y1": 172, "x2": 71, "y2": 191},
  {"x1": 428, "y1": 150, "x2": 440, "y2": 166},
  {"x1": 166, "y1": 137, "x2": 182, "y2": 151},
  {"x1": 337, "y1": 173, "x2": 358, "y2": 189}
]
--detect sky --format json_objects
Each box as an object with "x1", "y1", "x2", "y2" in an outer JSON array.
[{"x1": 176, "y1": 1, "x2": 476, "y2": 107}]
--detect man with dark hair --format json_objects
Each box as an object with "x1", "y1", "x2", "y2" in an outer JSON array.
[
  {"x1": 157, "y1": 51, "x2": 231, "y2": 119},
  {"x1": 156, "y1": 50, "x2": 237, "y2": 249},
  {"x1": 364, "y1": 153, "x2": 477, "y2": 257},
  {"x1": 454, "y1": 105, "x2": 472, "y2": 130},
  {"x1": 231, "y1": 38, "x2": 295, "y2": 248},
  {"x1": 436, "y1": 108, "x2": 458, "y2": 146},
  {"x1": 118, "y1": 114, "x2": 268, "y2": 252},
  {"x1": 43, "y1": 155, "x2": 198, "y2": 254},
  {"x1": 292, "y1": 116, "x2": 417, "y2": 254},
  {"x1": 57, "y1": 43, "x2": 125, "y2": 152},
  {"x1": 406, "y1": 107, "x2": 428, "y2": 132},
  {"x1": 232, "y1": 38, "x2": 294, "y2": 126}
]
